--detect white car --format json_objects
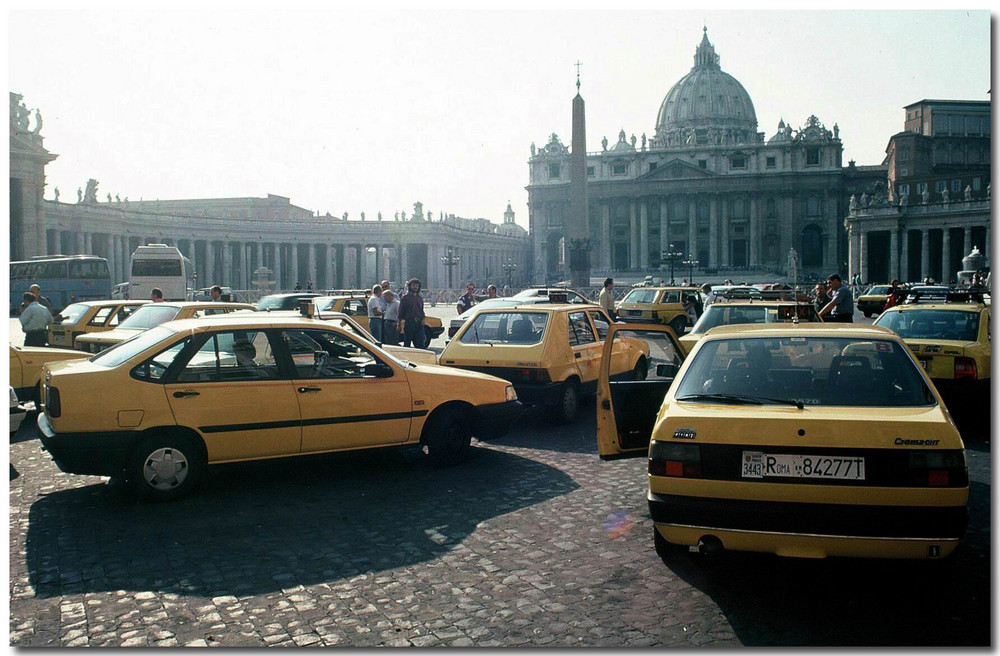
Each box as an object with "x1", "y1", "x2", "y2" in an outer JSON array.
[{"x1": 10, "y1": 387, "x2": 27, "y2": 436}]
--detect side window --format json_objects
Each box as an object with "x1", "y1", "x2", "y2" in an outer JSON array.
[
  {"x1": 175, "y1": 331, "x2": 279, "y2": 383},
  {"x1": 132, "y1": 339, "x2": 191, "y2": 382},
  {"x1": 110, "y1": 305, "x2": 138, "y2": 327},
  {"x1": 88, "y1": 307, "x2": 115, "y2": 326},
  {"x1": 569, "y1": 292, "x2": 588, "y2": 304},
  {"x1": 588, "y1": 310, "x2": 610, "y2": 340},
  {"x1": 283, "y1": 329, "x2": 384, "y2": 379},
  {"x1": 568, "y1": 311, "x2": 597, "y2": 346},
  {"x1": 202, "y1": 307, "x2": 228, "y2": 316}
]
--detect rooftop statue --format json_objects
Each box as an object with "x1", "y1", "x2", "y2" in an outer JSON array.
[{"x1": 601, "y1": 135, "x2": 608, "y2": 151}]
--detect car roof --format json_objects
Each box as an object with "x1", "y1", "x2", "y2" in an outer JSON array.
[
  {"x1": 469, "y1": 303, "x2": 591, "y2": 313},
  {"x1": 702, "y1": 323, "x2": 897, "y2": 339},
  {"x1": 139, "y1": 301, "x2": 254, "y2": 309},
  {"x1": 157, "y1": 314, "x2": 343, "y2": 333},
  {"x1": 260, "y1": 292, "x2": 321, "y2": 299},
  {"x1": 706, "y1": 300, "x2": 812, "y2": 307},
  {"x1": 885, "y1": 303, "x2": 985, "y2": 312},
  {"x1": 70, "y1": 299, "x2": 147, "y2": 308}
]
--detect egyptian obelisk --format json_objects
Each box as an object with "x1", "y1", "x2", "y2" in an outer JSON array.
[{"x1": 568, "y1": 65, "x2": 591, "y2": 289}]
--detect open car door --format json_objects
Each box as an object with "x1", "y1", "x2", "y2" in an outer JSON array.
[{"x1": 596, "y1": 324, "x2": 685, "y2": 459}]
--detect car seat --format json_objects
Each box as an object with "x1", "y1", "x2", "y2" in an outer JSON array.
[{"x1": 510, "y1": 318, "x2": 534, "y2": 343}]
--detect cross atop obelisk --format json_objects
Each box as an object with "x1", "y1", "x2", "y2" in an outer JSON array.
[{"x1": 574, "y1": 60, "x2": 583, "y2": 90}]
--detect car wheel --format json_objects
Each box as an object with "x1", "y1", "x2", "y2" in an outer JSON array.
[
  {"x1": 424, "y1": 409, "x2": 472, "y2": 467},
  {"x1": 553, "y1": 380, "x2": 580, "y2": 424},
  {"x1": 654, "y1": 527, "x2": 688, "y2": 561},
  {"x1": 669, "y1": 316, "x2": 687, "y2": 336},
  {"x1": 130, "y1": 434, "x2": 205, "y2": 501},
  {"x1": 424, "y1": 326, "x2": 435, "y2": 346},
  {"x1": 863, "y1": 311, "x2": 872, "y2": 318},
  {"x1": 632, "y1": 357, "x2": 648, "y2": 381}
]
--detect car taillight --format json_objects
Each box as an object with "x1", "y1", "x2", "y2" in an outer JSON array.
[
  {"x1": 954, "y1": 357, "x2": 977, "y2": 380},
  {"x1": 648, "y1": 442, "x2": 702, "y2": 478},
  {"x1": 907, "y1": 450, "x2": 967, "y2": 487},
  {"x1": 45, "y1": 386, "x2": 61, "y2": 418},
  {"x1": 517, "y1": 369, "x2": 550, "y2": 384}
]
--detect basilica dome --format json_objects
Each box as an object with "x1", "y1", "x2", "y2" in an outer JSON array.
[{"x1": 653, "y1": 29, "x2": 758, "y2": 147}]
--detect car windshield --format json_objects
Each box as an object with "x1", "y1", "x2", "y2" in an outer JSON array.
[
  {"x1": 622, "y1": 289, "x2": 658, "y2": 304},
  {"x1": 315, "y1": 297, "x2": 338, "y2": 312},
  {"x1": 459, "y1": 298, "x2": 518, "y2": 317},
  {"x1": 459, "y1": 311, "x2": 548, "y2": 345},
  {"x1": 258, "y1": 295, "x2": 292, "y2": 310},
  {"x1": 674, "y1": 336, "x2": 935, "y2": 407},
  {"x1": 691, "y1": 305, "x2": 818, "y2": 333},
  {"x1": 117, "y1": 305, "x2": 181, "y2": 330},
  {"x1": 875, "y1": 309, "x2": 981, "y2": 342},
  {"x1": 868, "y1": 286, "x2": 892, "y2": 295},
  {"x1": 90, "y1": 326, "x2": 178, "y2": 367},
  {"x1": 55, "y1": 303, "x2": 89, "y2": 324}
]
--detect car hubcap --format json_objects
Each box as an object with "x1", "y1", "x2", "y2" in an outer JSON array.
[{"x1": 143, "y1": 447, "x2": 189, "y2": 491}]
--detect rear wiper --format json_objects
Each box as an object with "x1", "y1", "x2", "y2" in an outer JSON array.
[{"x1": 676, "y1": 393, "x2": 804, "y2": 409}]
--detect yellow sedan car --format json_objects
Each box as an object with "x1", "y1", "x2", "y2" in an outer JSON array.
[
  {"x1": 38, "y1": 314, "x2": 522, "y2": 500},
  {"x1": 596, "y1": 323, "x2": 968, "y2": 561},
  {"x1": 73, "y1": 301, "x2": 255, "y2": 353},
  {"x1": 9, "y1": 343, "x2": 89, "y2": 404},
  {"x1": 47, "y1": 299, "x2": 148, "y2": 349}
]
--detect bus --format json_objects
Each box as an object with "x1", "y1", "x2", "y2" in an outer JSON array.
[
  {"x1": 129, "y1": 244, "x2": 194, "y2": 302},
  {"x1": 10, "y1": 254, "x2": 111, "y2": 314}
]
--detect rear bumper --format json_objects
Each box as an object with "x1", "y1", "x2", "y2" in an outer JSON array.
[
  {"x1": 476, "y1": 401, "x2": 523, "y2": 439},
  {"x1": 37, "y1": 412, "x2": 137, "y2": 477},
  {"x1": 511, "y1": 382, "x2": 566, "y2": 407},
  {"x1": 647, "y1": 490, "x2": 968, "y2": 540}
]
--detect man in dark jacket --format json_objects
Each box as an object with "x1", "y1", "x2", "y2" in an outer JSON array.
[{"x1": 399, "y1": 278, "x2": 426, "y2": 349}]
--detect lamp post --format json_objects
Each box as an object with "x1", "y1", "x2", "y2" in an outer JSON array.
[
  {"x1": 682, "y1": 255, "x2": 700, "y2": 285},
  {"x1": 661, "y1": 243, "x2": 684, "y2": 285},
  {"x1": 502, "y1": 257, "x2": 518, "y2": 288},
  {"x1": 440, "y1": 247, "x2": 461, "y2": 290}
]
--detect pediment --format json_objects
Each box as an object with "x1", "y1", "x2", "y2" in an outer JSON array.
[{"x1": 637, "y1": 158, "x2": 716, "y2": 181}]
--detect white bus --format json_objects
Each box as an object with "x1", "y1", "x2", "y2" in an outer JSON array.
[{"x1": 128, "y1": 244, "x2": 194, "y2": 301}]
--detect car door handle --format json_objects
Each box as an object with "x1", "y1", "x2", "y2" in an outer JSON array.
[
  {"x1": 172, "y1": 391, "x2": 200, "y2": 398},
  {"x1": 298, "y1": 387, "x2": 322, "y2": 393}
]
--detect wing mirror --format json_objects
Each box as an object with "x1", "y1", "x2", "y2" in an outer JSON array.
[
  {"x1": 656, "y1": 362, "x2": 680, "y2": 378},
  {"x1": 366, "y1": 363, "x2": 393, "y2": 378}
]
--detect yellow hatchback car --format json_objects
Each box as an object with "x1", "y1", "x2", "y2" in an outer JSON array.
[
  {"x1": 73, "y1": 301, "x2": 255, "y2": 353},
  {"x1": 615, "y1": 287, "x2": 695, "y2": 336},
  {"x1": 874, "y1": 297, "x2": 990, "y2": 409},
  {"x1": 38, "y1": 314, "x2": 522, "y2": 500},
  {"x1": 47, "y1": 300, "x2": 148, "y2": 349},
  {"x1": 439, "y1": 304, "x2": 662, "y2": 423},
  {"x1": 597, "y1": 323, "x2": 968, "y2": 561},
  {"x1": 315, "y1": 294, "x2": 446, "y2": 345}
]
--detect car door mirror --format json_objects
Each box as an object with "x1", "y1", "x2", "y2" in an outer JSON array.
[
  {"x1": 365, "y1": 362, "x2": 393, "y2": 378},
  {"x1": 656, "y1": 362, "x2": 679, "y2": 378}
]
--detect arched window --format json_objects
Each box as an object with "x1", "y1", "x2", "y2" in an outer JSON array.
[{"x1": 801, "y1": 224, "x2": 823, "y2": 267}]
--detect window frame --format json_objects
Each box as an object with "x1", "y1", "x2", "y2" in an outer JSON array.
[
  {"x1": 165, "y1": 329, "x2": 286, "y2": 384},
  {"x1": 567, "y1": 310, "x2": 598, "y2": 346}
]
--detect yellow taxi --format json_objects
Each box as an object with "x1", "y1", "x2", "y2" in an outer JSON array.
[
  {"x1": 47, "y1": 300, "x2": 149, "y2": 349},
  {"x1": 9, "y1": 344, "x2": 90, "y2": 404},
  {"x1": 615, "y1": 286, "x2": 695, "y2": 335},
  {"x1": 73, "y1": 301, "x2": 255, "y2": 353},
  {"x1": 315, "y1": 294, "x2": 446, "y2": 345},
  {"x1": 857, "y1": 284, "x2": 895, "y2": 318},
  {"x1": 874, "y1": 294, "x2": 990, "y2": 408},
  {"x1": 37, "y1": 314, "x2": 522, "y2": 500},
  {"x1": 596, "y1": 323, "x2": 968, "y2": 560},
  {"x1": 438, "y1": 304, "x2": 662, "y2": 423},
  {"x1": 679, "y1": 299, "x2": 821, "y2": 355}
]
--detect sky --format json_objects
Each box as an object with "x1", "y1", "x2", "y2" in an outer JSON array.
[{"x1": 8, "y1": 7, "x2": 991, "y2": 229}]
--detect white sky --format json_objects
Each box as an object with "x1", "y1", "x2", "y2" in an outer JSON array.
[{"x1": 8, "y1": 6, "x2": 991, "y2": 229}]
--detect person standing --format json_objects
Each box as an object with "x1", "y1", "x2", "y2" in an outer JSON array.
[
  {"x1": 883, "y1": 280, "x2": 904, "y2": 312},
  {"x1": 399, "y1": 278, "x2": 426, "y2": 349},
  {"x1": 486, "y1": 284, "x2": 498, "y2": 299},
  {"x1": 457, "y1": 283, "x2": 477, "y2": 314},
  {"x1": 19, "y1": 284, "x2": 51, "y2": 315},
  {"x1": 813, "y1": 282, "x2": 830, "y2": 315},
  {"x1": 382, "y1": 290, "x2": 400, "y2": 346},
  {"x1": 819, "y1": 274, "x2": 854, "y2": 323},
  {"x1": 599, "y1": 277, "x2": 616, "y2": 320},
  {"x1": 367, "y1": 284, "x2": 385, "y2": 342},
  {"x1": 151, "y1": 288, "x2": 165, "y2": 302},
  {"x1": 209, "y1": 285, "x2": 222, "y2": 302},
  {"x1": 19, "y1": 292, "x2": 53, "y2": 347}
]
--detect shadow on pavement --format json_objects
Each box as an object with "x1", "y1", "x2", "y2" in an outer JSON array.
[
  {"x1": 481, "y1": 399, "x2": 602, "y2": 456},
  {"x1": 658, "y1": 478, "x2": 991, "y2": 647},
  {"x1": 25, "y1": 444, "x2": 578, "y2": 599}
]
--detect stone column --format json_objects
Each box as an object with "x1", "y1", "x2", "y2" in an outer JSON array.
[
  {"x1": 720, "y1": 199, "x2": 730, "y2": 267},
  {"x1": 985, "y1": 226, "x2": 991, "y2": 268},
  {"x1": 205, "y1": 241, "x2": 216, "y2": 285},
  {"x1": 639, "y1": 200, "x2": 649, "y2": 269},
  {"x1": 255, "y1": 243, "x2": 263, "y2": 281},
  {"x1": 241, "y1": 243, "x2": 250, "y2": 289},
  {"x1": 889, "y1": 228, "x2": 899, "y2": 283},
  {"x1": 688, "y1": 198, "x2": 698, "y2": 262},
  {"x1": 858, "y1": 230, "x2": 868, "y2": 283},
  {"x1": 107, "y1": 234, "x2": 117, "y2": 284},
  {"x1": 749, "y1": 197, "x2": 759, "y2": 267},
  {"x1": 920, "y1": 229, "x2": 930, "y2": 280},
  {"x1": 399, "y1": 244, "x2": 408, "y2": 285},
  {"x1": 848, "y1": 229, "x2": 857, "y2": 281},
  {"x1": 222, "y1": 241, "x2": 233, "y2": 287},
  {"x1": 273, "y1": 243, "x2": 282, "y2": 290},
  {"x1": 290, "y1": 243, "x2": 299, "y2": 288},
  {"x1": 601, "y1": 203, "x2": 611, "y2": 269},
  {"x1": 709, "y1": 198, "x2": 719, "y2": 267},
  {"x1": 122, "y1": 236, "x2": 130, "y2": 281},
  {"x1": 942, "y1": 228, "x2": 951, "y2": 284},
  {"x1": 900, "y1": 229, "x2": 909, "y2": 283},
  {"x1": 83, "y1": 232, "x2": 92, "y2": 255},
  {"x1": 659, "y1": 198, "x2": 669, "y2": 257},
  {"x1": 308, "y1": 243, "x2": 317, "y2": 287},
  {"x1": 963, "y1": 227, "x2": 972, "y2": 259},
  {"x1": 76, "y1": 231, "x2": 85, "y2": 255},
  {"x1": 629, "y1": 201, "x2": 638, "y2": 269}
]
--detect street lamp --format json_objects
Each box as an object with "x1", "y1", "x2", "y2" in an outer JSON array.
[
  {"x1": 661, "y1": 244, "x2": 683, "y2": 285},
  {"x1": 502, "y1": 257, "x2": 518, "y2": 289},
  {"x1": 682, "y1": 255, "x2": 700, "y2": 285},
  {"x1": 440, "y1": 247, "x2": 461, "y2": 290}
]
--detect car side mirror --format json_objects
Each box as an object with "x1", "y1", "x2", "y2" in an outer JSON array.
[
  {"x1": 366, "y1": 363, "x2": 393, "y2": 378},
  {"x1": 656, "y1": 362, "x2": 680, "y2": 378}
]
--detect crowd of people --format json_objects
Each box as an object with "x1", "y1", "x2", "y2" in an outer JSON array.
[{"x1": 363, "y1": 278, "x2": 430, "y2": 349}]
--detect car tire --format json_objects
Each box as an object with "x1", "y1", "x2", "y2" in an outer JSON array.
[
  {"x1": 424, "y1": 326, "x2": 435, "y2": 346},
  {"x1": 863, "y1": 311, "x2": 873, "y2": 318},
  {"x1": 632, "y1": 357, "x2": 648, "y2": 381},
  {"x1": 424, "y1": 409, "x2": 472, "y2": 467},
  {"x1": 553, "y1": 380, "x2": 580, "y2": 424},
  {"x1": 654, "y1": 527, "x2": 688, "y2": 561},
  {"x1": 669, "y1": 316, "x2": 687, "y2": 336},
  {"x1": 130, "y1": 433, "x2": 205, "y2": 501}
]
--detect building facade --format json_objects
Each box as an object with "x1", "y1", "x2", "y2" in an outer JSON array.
[
  {"x1": 846, "y1": 99, "x2": 991, "y2": 284},
  {"x1": 527, "y1": 30, "x2": 865, "y2": 283},
  {"x1": 9, "y1": 93, "x2": 529, "y2": 291}
]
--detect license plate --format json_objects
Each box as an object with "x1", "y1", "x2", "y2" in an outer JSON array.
[
  {"x1": 741, "y1": 451, "x2": 865, "y2": 480},
  {"x1": 627, "y1": 310, "x2": 642, "y2": 316}
]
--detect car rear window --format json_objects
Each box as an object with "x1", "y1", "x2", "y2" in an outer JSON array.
[
  {"x1": 692, "y1": 306, "x2": 770, "y2": 332},
  {"x1": 875, "y1": 310, "x2": 980, "y2": 342},
  {"x1": 90, "y1": 326, "x2": 178, "y2": 368},
  {"x1": 459, "y1": 311, "x2": 548, "y2": 345},
  {"x1": 117, "y1": 305, "x2": 181, "y2": 330},
  {"x1": 623, "y1": 289, "x2": 658, "y2": 304},
  {"x1": 674, "y1": 337, "x2": 935, "y2": 407},
  {"x1": 55, "y1": 303, "x2": 89, "y2": 324}
]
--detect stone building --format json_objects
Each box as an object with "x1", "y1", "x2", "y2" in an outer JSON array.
[
  {"x1": 527, "y1": 29, "x2": 862, "y2": 283},
  {"x1": 9, "y1": 93, "x2": 529, "y2": 291},
  {"x1": 845, "y1": 99, "x2": 991, "y2": 284}
]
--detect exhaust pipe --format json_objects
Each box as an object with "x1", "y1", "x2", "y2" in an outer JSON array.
[{"x1": 697, "y1": 535, "x2": 724, "y2": 555}]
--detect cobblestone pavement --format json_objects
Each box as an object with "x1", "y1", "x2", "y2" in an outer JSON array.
[{"x1": 9, "y1": 396, "x2": 990, "y2": 647}]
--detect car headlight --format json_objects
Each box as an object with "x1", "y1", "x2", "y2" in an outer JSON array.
[{"x1": 505, "y1": 385, "x2": 518, "y2": 402}]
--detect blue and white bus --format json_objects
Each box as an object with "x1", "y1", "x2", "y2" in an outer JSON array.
[{"x1": 10, "y1": 254, "x2": 112, "y2": 314}]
